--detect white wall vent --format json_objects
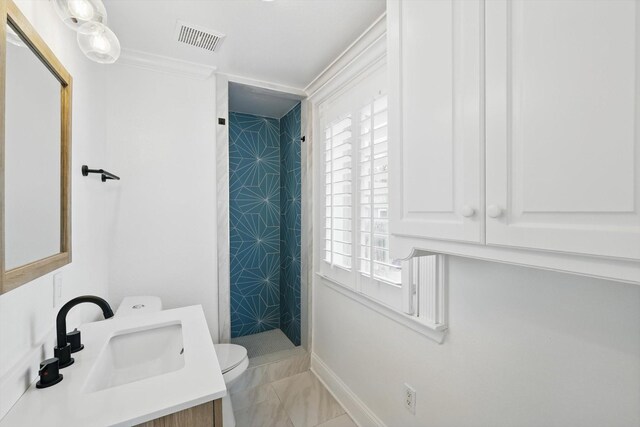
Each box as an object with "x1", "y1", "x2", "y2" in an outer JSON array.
[{"x1": 175, "y1": 20, "x2": 225, "y2": 52}]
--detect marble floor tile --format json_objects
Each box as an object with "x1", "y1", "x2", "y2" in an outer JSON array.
[
  {"x1": 272, "y1": 372, "x2": 345, "y2": 427},
  {"x1": 229, "y1": 363, "x2": 270, "y2": 393},
  {"x1": 230, "y1": 383, "x2": 279, "y2": 412},
  {"x1": 316, "y1": 414, "x2": 358, "y2": 427},
  {"x1": 230, "y1": 351, "x2": 310, "y2": 394},
  {"x1": 266, "y1": 353, "x2": 310, "y2": 383},
  {"x1": 250, "y1": 346, "x2": 307, "y2": 368},
  {"x1": 233, "y1": 397, "x2": 294, "y2": 427}
]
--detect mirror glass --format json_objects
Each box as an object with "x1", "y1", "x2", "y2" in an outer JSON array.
[{"x1": 4, "y1": 22, "x2": 62, "y2": 270}]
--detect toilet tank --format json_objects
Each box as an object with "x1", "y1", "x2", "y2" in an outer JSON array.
[{"x1": 115, "y1": 296, "x2": 163, "y2": 317}]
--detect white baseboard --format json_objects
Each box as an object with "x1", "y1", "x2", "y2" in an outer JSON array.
[{"x1": 311, "y1": 353, "x2": 386, "y2": 427}]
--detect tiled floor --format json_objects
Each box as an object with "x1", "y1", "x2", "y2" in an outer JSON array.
[{"x1": 231, "y1": 371, "x2": 357, "y2": 427}]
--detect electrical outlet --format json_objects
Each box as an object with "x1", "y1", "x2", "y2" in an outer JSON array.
[
  {"x1": 404, "y1": 383, "x2": 416, "y2": 414},
  {"x1": 53, "y1": 273, "x2": 63, "y2": 308}
]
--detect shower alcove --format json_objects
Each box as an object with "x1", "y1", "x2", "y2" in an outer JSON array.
[{"x1": 216, "y1": 79, "x2": 309, "y2": 360}]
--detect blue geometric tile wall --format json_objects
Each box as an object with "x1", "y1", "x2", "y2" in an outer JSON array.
[
  {"x1": 229, "y1": 112, "x2": 281, "y2": 337},
  {"x1": 279, "y1": 104, "x2": 301, "y2": 346},
  {"x1": 229, "y1": 106, "x2": 301, "y2": 345}
]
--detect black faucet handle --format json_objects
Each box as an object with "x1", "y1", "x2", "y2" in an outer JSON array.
[
  {"x1": 54, "y1": 344, "x2": 74, "y2": 369},
  {"x1": 67, "y1": 328, "x2": 84, "y2": 353},
  {"x1": 36, "y1": 358, "x2": 63, "y2": 389}
]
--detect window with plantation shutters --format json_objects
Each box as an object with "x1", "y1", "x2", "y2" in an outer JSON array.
[{"x1": 316, "y1": 59, "x2": 447, "y2": 335}]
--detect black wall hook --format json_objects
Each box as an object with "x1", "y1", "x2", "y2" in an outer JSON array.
[{"x1": 82, "y1": 165, "x2": 120, "y2": 183}]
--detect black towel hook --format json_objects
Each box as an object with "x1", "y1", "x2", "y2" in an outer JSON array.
[{"x1": 82, "y1": 165, "x2": 120, "y2": 183}]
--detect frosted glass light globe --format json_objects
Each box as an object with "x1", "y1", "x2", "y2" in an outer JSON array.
[
  {"x1": 68, "y1": 0, "x2": 94, "y2": 20},
  {"x1": 90, "y1": 33, "x2": 111, "y2": 54},
  {"x1": 77, "y1": 22, "x2": 120, "y2": 64},
  {"x1": 52, "y1": 0, "x2": 107, "y2": 30}
]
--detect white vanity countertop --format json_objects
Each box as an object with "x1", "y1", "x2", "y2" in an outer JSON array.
[{"x1": 0, "y1": 305, "x2": 226, "y2": 427}]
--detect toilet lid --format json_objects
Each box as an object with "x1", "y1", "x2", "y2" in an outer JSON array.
[{"x1": 214, "y1": 344, "x2": 248, "y2": 374}]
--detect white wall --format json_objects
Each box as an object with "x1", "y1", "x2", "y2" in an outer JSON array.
[
  {"x1": 0, "y1": 0, "x2": 111, "y2": 419},
  {"x1": 313, "y1": 257, "x2": 640, "y2": 427},
  {"x1": 105, "y1": 64, "x2": 219, "y2": 339}
]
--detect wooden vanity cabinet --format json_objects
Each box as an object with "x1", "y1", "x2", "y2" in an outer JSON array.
[{"x1": 136, "y1": 399, "x2": 223, "y2": 427}]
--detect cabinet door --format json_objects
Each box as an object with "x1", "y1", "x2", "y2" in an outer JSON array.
[
  {"x1": 486, "y1": 0, "x2": 640, "y2": 260},
  {"x1": 388, "y1": 0, "x2": 483, "y2": 251}
]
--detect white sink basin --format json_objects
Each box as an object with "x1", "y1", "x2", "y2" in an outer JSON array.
[
  {"x1": 84, "y1": 322, "x2": 185, "y2": 393},
  {"x1": 0, "y1": 305, "x2": 227, "y2": 427}
]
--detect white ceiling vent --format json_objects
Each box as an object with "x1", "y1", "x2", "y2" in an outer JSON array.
[{"x1": 175, "y1": 20, "x2": 225, "y2": 52}]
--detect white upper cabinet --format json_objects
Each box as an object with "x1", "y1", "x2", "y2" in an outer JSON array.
[
  {"x1": 388, "y1": 0, "x2": 483, "y2": 244},
  {"x1": 388, "y1": 0, "x2": 640, "y2": 282},
  {"x1": 485, "y1": 0, "x2": 640, "y2": 260}
]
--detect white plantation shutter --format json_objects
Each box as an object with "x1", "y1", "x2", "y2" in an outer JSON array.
[
  {"x1": 324, "y1": 116, "x2": 353, "y2": 270},
  {"x1": 358, "y1": 95, "x2": 401, "y2": 284},
  {"x1": 356, "y1": 93, "x2": 405, "y2": 311}
]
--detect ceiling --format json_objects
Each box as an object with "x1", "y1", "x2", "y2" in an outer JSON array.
[
  {"x1": 106, "y1": 0, "x2": 386, "y2": 90},
  {"x1": 229, "y1": 82, "x2": 303, "y2": 119}
]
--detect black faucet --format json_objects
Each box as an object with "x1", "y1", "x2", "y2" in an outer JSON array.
[{"x1": 54, "y1": 295, "x2": 114, "y2": 368}]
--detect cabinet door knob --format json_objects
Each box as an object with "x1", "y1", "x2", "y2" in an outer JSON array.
[
  {"x1": 487, "y1": 205, "x2": 502, "y2": 218},
  {"x1": 461, "y1": 206, "x2": 475, "y2": 218}
]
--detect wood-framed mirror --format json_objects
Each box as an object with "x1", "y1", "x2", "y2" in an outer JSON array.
[{"x1": 0, "y1": 0, "x2": 72, "y2": 294}]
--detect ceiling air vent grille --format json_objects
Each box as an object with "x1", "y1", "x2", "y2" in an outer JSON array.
[{"x1": 176, "y1": 20, "x2": 225, "y2": 52}]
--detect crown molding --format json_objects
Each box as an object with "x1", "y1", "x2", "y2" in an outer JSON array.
[
  {"x1": 224, "y1": 73, "x2": 307, "y2": 98},
  {"x1": 305, "y1": 13, "x2": 386, "y2": 98},
  {"x1": 307, "y1": 28, "x2": 386, "y2": 104},
  {"x1": 117, "y1": 48, "x2": 217, "y2": 80}
]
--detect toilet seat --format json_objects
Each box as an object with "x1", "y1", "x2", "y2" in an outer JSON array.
[{"x1": 214, "y1": 344, "x2": 248, "y2": 374}]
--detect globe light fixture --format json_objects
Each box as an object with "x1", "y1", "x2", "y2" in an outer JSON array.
[
  {"x1": 51, "y1": 0, "x2": 107, "y2": 31},
  {"x1": 76, "y1": 21, "x2": 120, "y2": 64}
]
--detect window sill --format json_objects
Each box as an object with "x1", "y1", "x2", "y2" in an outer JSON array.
[
  {"x1": 359, "y1": 270, "x2": 402, "y2": 288},
  {"x1": 315, "y1": 272, "x2": 448, "y2": 344}
]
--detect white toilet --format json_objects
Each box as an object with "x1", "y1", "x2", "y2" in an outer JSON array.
[
  {"x1": 213, "y1": 343, "x2": 249, "y2": 427},
  {"x1": 115, "y1": 296, "x2": 249, "y2": 427}
]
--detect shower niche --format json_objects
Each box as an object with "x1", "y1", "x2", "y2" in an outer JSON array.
[{"x1": 225, "y1": 82, "x2": 304, "y2": 356}]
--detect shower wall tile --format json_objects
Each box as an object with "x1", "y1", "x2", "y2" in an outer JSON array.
[
  {"x1": 229, "y1": 106, "x2": 301, "y2": 343},
  {"x1": 230, "y1": 112, "x2": 281, "y2": 337},
  {"x1": 279, "y1": 104, "x2": 302, "y2": 346}
]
